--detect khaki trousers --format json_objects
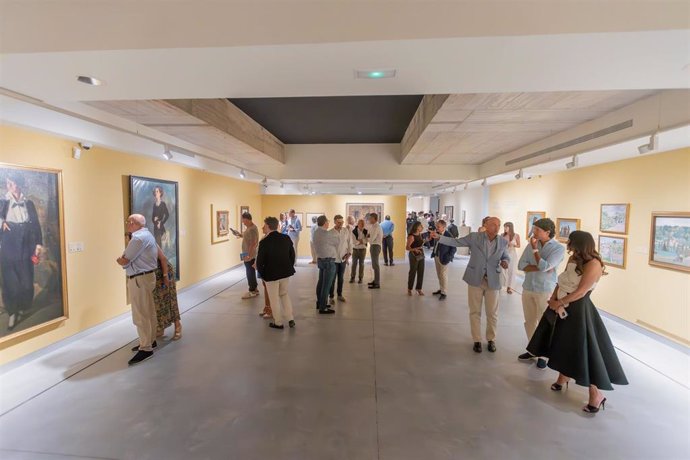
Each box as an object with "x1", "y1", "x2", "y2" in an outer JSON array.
[
  {"x1": 434, "y1": 256, "x2": 448, "y2": 294},
  {"x1": 265, "y1": 277, "x2": 294, "y2": 326},
  {"x1": 522, "y1": 289, "x2": 551, "y2": 340},
  {"x1": 467, "y1": 278, "x2": 500, "y2": 342},
  {"x1": 128, "y1": 272, "x2": 157, "y2": 352}
]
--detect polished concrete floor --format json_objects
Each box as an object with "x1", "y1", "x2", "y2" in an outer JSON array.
[{"x1": 0, "y1": 256, "x2": 688, "y2": 460}]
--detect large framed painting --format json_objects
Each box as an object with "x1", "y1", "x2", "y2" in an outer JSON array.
[
  {"x1": 238, "y1": 205, "x2": 249, "y2": 233},
  {"x1": 443, "y1": 205, "x2": 454, "y2": 220},
  {"x1": 599, "y1": 235, "x2": 627, "y2": 269},
  {"x1": 306, "y1": 212, "x2": 323, "y2": 228},
  {"x1": 649, "y1": 212, "x2": 690, "y2": 273},
  {"x1": 556, "y1": 218, "x2": 581, "y2": 243},
  {"x1": 526, "y1": 211, "x2": 546, "y2": 236},
  {"x1": 210, "y1": 204, "x2": 230, "y2": 244},
  {"x1": 1, "y1": 164, "x2": 68, "y2": 342},
  {"x1": 130, "y1": 176, "x2": 180, "y2": 280},
  {"x1": 600, "y1": 203, "x2": 630, "y2": 235},
  {"x1": 346, "y1": 203, "x2": 384, "y2": 222}
]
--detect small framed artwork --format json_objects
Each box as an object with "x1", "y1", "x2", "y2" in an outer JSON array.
[
  {"x1": 526, "y1": 211, "x2": 546, "y2": 236},
  {"x1": 649, "y1": 212, "x2": 690, "y2": 273},
  {"x1": 239, "y1": 205, "x2": 250, "y2": 233},
  {"x1": 306, "y1": 212, "x2": 323, "y2": 228},
  {"x1": 556, "y1": 218, "x2": 581, "y2": 243},
  {"x1": 211, "y1": 205, "x2": 230, "y2": 244},
  {"x1": 461, "y1": 210, "x2": 467, "y2": 225},
  {"x1": 600, "y1": 203, "x2": 630, "y2": 235},
  {"x1": 346, "y1": 203, "x2": 384, "y2": 222},
  {"x1": 599, "y1": 235, "x2": 627, "y2": 269},
  {"x1": 443, "y1": 205, "x2": 454, "y2": 220}
]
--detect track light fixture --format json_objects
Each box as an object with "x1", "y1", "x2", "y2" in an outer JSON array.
[
  {"x1": 515, "y1": 168, "x2": 524, "y2": 180},
  {"x1": 239, "y1": 169, "x2": 246, "y2": 179},
  {"x1": 161, "y1": 146, "x2": 173, "y2": 161},
  {"x1": 565, "y1": 155, "x2": 578, "y2": 170},
  {"x1": 481, "y1": 178, "x2": 487, "y2": 187},
  {"x1": 638, "y1": 133, "x2": 658, "y2": 155},
  {"x1": 464, "y1": 183, "x2": 469, "y2": 190},
  {"x1": 280, "y1": 182, "x2": 285, "y2": 189}
]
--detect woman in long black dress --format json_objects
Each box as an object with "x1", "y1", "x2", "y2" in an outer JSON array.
[
  {"x1": 406, "y1": 221, "x2": 426, "y2": 296},
  {"x1": 151, "y1": 186, "x2": 169, "y2": 248},
  {"x1": 527, "y1": 231, "x2": 628, "y2": 414}
]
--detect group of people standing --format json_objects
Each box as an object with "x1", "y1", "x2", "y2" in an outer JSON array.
[{"x1": 424, "y1": 215, "x2": 627, "y2": 414}]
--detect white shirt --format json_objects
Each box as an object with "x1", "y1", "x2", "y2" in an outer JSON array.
[
  {"x1": 3, "y1": 192, "x2": 29, "y2": 224},
  {"x1": 367, "y1": 222, "x2": 383, "y2": 246},
  {"x1": 352, "y1": 226, "x2": 368, "y2": 250},
  {"x1": 330, "y1": 226, "x2": 352, "y2": 263}
]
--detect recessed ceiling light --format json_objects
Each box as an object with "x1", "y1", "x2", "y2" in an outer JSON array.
[
  {"x1": 77, "y1": 75, "x2": 104, "y2": 86},
  {"x1": 355, "y1": 69, "x2": 396, "y2": 79}
]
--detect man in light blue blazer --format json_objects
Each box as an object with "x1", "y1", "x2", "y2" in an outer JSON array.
[{"x1": 431, "y1": 217, "x2": 510, "y2": 353}]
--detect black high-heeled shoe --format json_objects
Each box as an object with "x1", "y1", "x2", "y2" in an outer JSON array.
[
  {"x1": 550, "y1": 381, "x2": 569, "y2": 391},
  {"x1": 583, "y1": 398, "x2": 607, "y2": 413}
]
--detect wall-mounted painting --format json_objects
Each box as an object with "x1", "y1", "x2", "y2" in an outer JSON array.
[
  {"x1": 526, "y1": 211, "x2": 546, "y2": 236},
  {"x1": 600, "y1": 203, "x2": 630, "y2": 235},
  {"x1": 556, "y1": 218, "x2": 581, "y2": 243},
  {"x1": 461, "y1": 210, "x2": 467, "y2": 225},
  {"x1": 239, "y1": 205, "x2": 250, "y2": 233},
  {"x1": 306, "y1": 212, "x2": 323, "y2": 228},
  {"x1": 130, "y1": 176, "x2": 179, "y2": 280},
  {"x1": 1, "y1": 164, "x2": 68, "y2": 342},
  {"x1": 346, "y1": 203, "x2": 384, "y2": 222},
  {"x1": 649, "y1": 212, "x2": 690, "y2": 273},
  {"x1": 599, "y1": 235, "x2": 627, "y2": 269},
  {"x1": 443, "y1": 205, "x2": 454, "y2": 220},
  {"x1": 210, "y1": 204, "x2": 230, "y2": 244}
]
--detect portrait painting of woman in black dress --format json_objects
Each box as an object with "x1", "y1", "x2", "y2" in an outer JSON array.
[
  {"x1": 0, "y1": 164, "x2": 67, "y2": 340},
  {"x1": 130, "y1": 176, "x2": 179, "y2": 280}
]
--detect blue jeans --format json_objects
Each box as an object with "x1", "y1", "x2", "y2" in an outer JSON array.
[
  {"x1": 244, "y1": 260, "x2": 258, "y2": 292},
  {"x1": 329, "y1": 262, "x2": 347, "y2": 298},
  {"x1": 316, "y1": 258, "x2": 336, "y2": 310}
]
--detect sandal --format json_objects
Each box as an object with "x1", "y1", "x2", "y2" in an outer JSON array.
[{"x1": 172, "y1": 323, "x2": 182, "y2": 341}]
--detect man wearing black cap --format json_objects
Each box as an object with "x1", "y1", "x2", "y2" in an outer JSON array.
[{"x1": 517, "y1": 218, "x2": 565, "y2": 368}]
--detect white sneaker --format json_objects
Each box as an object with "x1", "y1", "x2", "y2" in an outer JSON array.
[
  {"x1": 242, "y1": 291, "x2": 259, "y2": 299},
  {"x1": 8, "y1": 314, "x2": 16, "y2": 329}
]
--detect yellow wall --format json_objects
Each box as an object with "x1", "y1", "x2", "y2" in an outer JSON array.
[
  {"x1": 0, "y1": 124, "x2": 262, "y2": 364},
  {"x1": 261, "y1": 195, "x2": 408, "y2": 259},
  {"x1": 489, "y1": 148, "x2": 690, "y2": 344}
]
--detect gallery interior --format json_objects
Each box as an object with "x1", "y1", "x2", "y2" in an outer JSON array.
[{"x1": 0, "y1": 2, "x2": 689, "y2": 459}]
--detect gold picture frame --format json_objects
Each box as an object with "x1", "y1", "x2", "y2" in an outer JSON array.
[
  {"x1": 599, "y1": 235, "x2": 627, "y2": 269},
  {"x1": 649, "y1": 212, "x2": 690, "y2": 273},
  {"x1": 600, "y1": 203, "x2": 630, "y2": 235},
  {"x1": 526, "y1": 211, "x2": 546, "y2": 236},
  {"x1": 0, "y1": 162, "x2": 69, "y2": 343},
  {"x1": 210, "y1": 204, "x2": 230, "y2": 244},
  {"x1": 556, "y1": 218, "x2": 581, "y2": 243}
]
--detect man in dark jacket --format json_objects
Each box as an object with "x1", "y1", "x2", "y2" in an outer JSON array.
[
  {"x1": 447, "y1": 219, "x2": 459, "y2": 238},
  {"x1": 431, "y1": 220, "x2": 456, "y2": 300},
  {"x1": 256, "y1": 216, "x2": 296, "y2": 330}
]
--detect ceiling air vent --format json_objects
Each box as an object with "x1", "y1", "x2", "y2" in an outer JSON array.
[{"x1": 505, "y1": 119, "x2": 633, "y2": 166}]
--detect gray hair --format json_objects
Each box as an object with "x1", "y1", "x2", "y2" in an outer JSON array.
[{"x1": 128, "y1": 214, "x2": 146, "y2": 227}]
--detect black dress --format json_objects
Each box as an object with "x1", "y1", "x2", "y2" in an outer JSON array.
[
  {"x1": 527, "y1": 263, "x2": 628, "y2": 391},
  {"x1": 152, "y1": 201, "x2": 169, "y2": 247}
]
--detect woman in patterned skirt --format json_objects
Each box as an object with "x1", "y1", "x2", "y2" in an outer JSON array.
[{"x1": 154, "y1": 247, "x2": 182, "y2": 340}]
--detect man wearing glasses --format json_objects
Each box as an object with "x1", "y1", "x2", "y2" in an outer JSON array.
[{"x1": 117, "y1": 214, "x2": 159, "y2": 365}]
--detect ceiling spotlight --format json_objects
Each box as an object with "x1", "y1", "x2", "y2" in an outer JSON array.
[
  {"x1": 239, "y1": 169, "x2": 246, "y2": 179},
  {"x1": 565, "y1": 154, "x2": 579, "y2": 170},
  {"x1": 161, "y1": 146, "x2": 173, "y2": 161},
  {"x1": 280, "y1": 182, "x2": 285, "y2": 189},
  {"x1": 77, "y1": 75, "x2": 104, "y2": 86},
  {"x1": 638, "y1": 133, "x2": 658, "y2": 154},
  {"x1": 72, "y1": 146, "x2": 81, "y2": 160},
  {"x1": 389, "y1": 184, "x2": 394, "y2": 191},
  {"x1": 261, "y1": 177, "x2": 268, "y2": 187},
  {"x1": 357, "y1": 191, "x2": 363, "y2": 195},
  {"x1": 481, "y1": 178, "x2": 488, "y2": 187},
  {"x1": 355, "y1": 69, "x2": 396, "y2": 79},
  {"x1": 515, "y1": 168, "x2": 524, "y2": 180}
]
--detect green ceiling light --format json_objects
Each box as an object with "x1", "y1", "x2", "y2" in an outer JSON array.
[{"x1": 355, "y1": 69, "x2": 396, "y2": 79}]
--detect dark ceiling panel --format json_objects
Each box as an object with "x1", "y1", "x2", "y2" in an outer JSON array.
[{"x1": 229, "y1": 95, "x2": 423, "y2": 144}]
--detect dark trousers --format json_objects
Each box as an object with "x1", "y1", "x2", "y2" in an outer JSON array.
[
  {"x1": 383, "y1": 235, "x2": 394, "y2": 264},
  {"x1": 407, "y1": 252, "x2": 425, "y2": 290},
  {"x1": 316, "y1": 258, "x2": 336, "y2": 310},
  {"x1": 0, "y1": 256, "x2": 34, "y2": 315},
  {"x1": 329, "y1": 262, "x2": 346, "y2": 298},
  {"x1": 244, "y1": 259, "x2": 258, "y2": 291}
]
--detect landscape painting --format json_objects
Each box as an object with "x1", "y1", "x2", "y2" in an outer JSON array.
[
  {"x1": 649, "y1": 213, "x2": 690, "y2": 273},
  {"x1": 599, "y1": 235, "x2": 627, "y2": 269},
  {"x1": 600, "y1": 203, "x2": 630, "y2": 234},
  {"x1": 0, "y1": 164, "x2": 68, "y2": 342}
]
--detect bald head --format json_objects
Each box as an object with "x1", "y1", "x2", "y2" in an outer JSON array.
[
  {"x1": 127, "y1": 214, "x2": 146, "y2": 230},
  {"x1": 484, "y1": 217, "x2": 501, "y2": 237}
]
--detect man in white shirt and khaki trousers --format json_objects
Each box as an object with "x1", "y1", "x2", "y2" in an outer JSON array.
[
  {"x1": 329, "y1": 214, "x2": 352, "y2": 303},
  {"x1": 367, "y1": 213, "x2": 383, "y2": 289}
]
